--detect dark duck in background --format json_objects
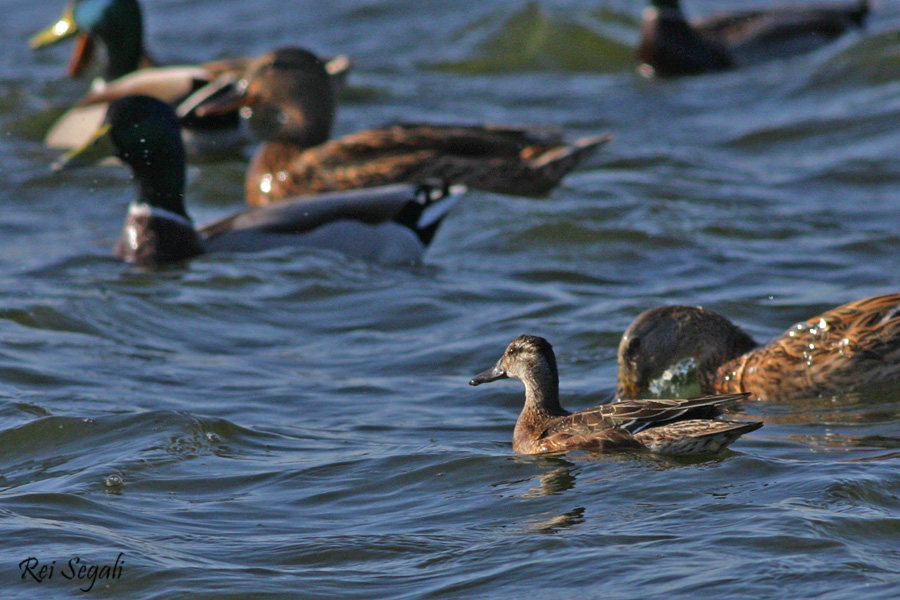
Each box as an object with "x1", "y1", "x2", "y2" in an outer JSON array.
[{"x1": 638, "y1": 0, "x2": 870, "y2": 77}]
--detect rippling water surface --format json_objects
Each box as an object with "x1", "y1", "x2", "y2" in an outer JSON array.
[{"x1": 4, "y1": 0, "x2": 900, "y2": 597}]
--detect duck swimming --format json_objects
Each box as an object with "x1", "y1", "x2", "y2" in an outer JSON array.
[
  {"x1": 617, "y1": 294, "x2": 900, "y2": 402},
  {"x1": 194, "y1": 47, "x2": 611, "y2": 205},
  {"x1": 470, "y1": 335, "x2": 761, "y2": 455},
  {"x1": 55, "y1": 95, "x2": 462, "y2": 266},
  {"x1": 30, "y1": 0, "x2": 349, "y2": 153},
  {"x1": 638, "y1": 0, "x2": 870, "y2": 77}
]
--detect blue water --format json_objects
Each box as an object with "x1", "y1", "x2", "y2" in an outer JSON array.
[{"x1": 3, "y1": 0, "x2": 900, "y2": 597}]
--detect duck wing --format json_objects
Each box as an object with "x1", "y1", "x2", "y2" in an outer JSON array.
[
  {"x1": 532, "y1": 423, "x2": 643, "y2": 453},
  {"x1": 46, "y1": 67, "x2": 215, "y2": 150},
  {"x1": 568, "y1": 393, "x2": 751, "y2": 433},
  {"x1": 76, "y1": 66, "x2": 214, "y2": 106},
  {"x1": 698, "y1": 1, "x2": 868, "y2": 40},
  {"x1": 530, "y1": 393, "x2": 750, "y2": 452},
  {"x1": 267, "y1": 124, "x2": 610, "y2": 200},
  {"x1": 307, "y1": 124, "x2": 566, "y2": 164},
  {"x1": 199, "y1": 183, "x2": 463, "y2": 244},
  {"x1": 742, "y1": 293, "x2": 900, "y2": 401},
  {"x1": 44, "y1": 103, "x2": 110, "y2": 150},
  {"x1": 633, "y1": 419, "x2": 762, "y2": 455},
  {"x1": 696, "y1": 1, "x2": 868, "y2": 62}
]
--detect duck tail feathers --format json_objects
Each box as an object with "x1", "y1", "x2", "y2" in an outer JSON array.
[
  {"x1": 530, "y1": 133, "x2": 612, "y2": 169},
  {"x1": 521, "y1": 133, "x2": 612, "y2": 194},
  {"x1": 397, "y1": 182, "x2": 466, "y2": 246},
  {"x1": 325, "y1": 54, "x2": 352, "y2": 91},
  {"x1": 635, "y1": 419, "x2": 762, "y2": 455}
]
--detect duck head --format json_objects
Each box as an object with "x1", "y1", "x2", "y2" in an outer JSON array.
[
  {"x1": 58, "y1": 94, "x2": 187, "y2": 215},
  {"x1": 196, "y1": 47, "x2": 335, "y2": 148},
  {"x1": 55, "y1": 95, "x2": 202, "y2": 265},
  {"x1": 470, "y1": 335, "x2": 564, "y2": 415},
  {"x1": 617, "y1": 305, "x2": 758, "y2": 399},
  {"x1": 30, "y1": 0, "x2": 144, "y2": 80}
]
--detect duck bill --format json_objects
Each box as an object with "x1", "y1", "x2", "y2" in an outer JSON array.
[
  {"x1": 469, "y1": 360, "x2": 508, "y2": 386},
  {"x1": 185, "y1": 76, "x2": 251, "y2": 119},
  {"x1": 615, "y1": 377, "x2": 640, "y2": 400},
  {"x1": 67, "y1": 35, "x2": 96, "y2": 77},
  {"x1": 53, "y1": 122, "x2": 115, "y2": 172},
  {"x1": 30, "y1": 3, "x2": 79, "y2": 49}
]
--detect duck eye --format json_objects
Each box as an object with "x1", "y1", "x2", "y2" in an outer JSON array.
[{"x1": 626, "y1": 337, "x2": 641, "y2": 359}]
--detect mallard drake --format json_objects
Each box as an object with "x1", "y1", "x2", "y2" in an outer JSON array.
[
  {"x1": 30, "y1": 0, "x2": 349, "y2": 153},
  {"x1": 617, "y1": 294, "x2": 900, "y2": 402},
  {"x1": 638, "y1": 0, "x2": 870, "y2": 77},
  {"x1": 54, "y1": 95, "x2": 462, "y2": 266},
  {"x1": 469, "y1": 335, "x2": 761, "y2": 455},
  {"x1": 194, "y1": 47, "x2": 611, "y2": 206}
]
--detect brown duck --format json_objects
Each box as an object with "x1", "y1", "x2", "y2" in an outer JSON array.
[
  {"x1": 617, "y1": 294, "x2": 900, "y2": 402},
  {"x1": 470, "y1": 335, "x2": 761, "y2": 455},
  {"x1": 196, "y1": 47, "x2": 611, "y2": 206},
  {"x1": 638, "y1": 0, "x2": 870, "y2": 77}
]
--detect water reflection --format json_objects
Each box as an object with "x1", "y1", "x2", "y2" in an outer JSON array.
[
  {"x1": 526, "y1": 506, "x2": 586, "y2": 534},
  {"x1": 515, "y1": 455, "x2": 578, "y2": 498}
]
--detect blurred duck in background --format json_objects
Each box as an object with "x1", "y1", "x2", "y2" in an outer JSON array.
[
  {"x1": 617, "y1": 294, "x2": 900, "y2": 402},
  {"x1": 638, "y1": 0, "x2": 870, "y2": 77},
  {"x1": 194, "y1": 47, "x2": 612, "y2": 205},
  {"x1": 30, "y1": 0, "x2": 350, "y2": 155},
  {"x1": 54, "y1": 95, "x2": 462, "y2": 266}
]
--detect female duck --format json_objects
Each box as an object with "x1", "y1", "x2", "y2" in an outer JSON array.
[
  {"x1": 470, "y1": 335, "x2": 761, "y2": 455},
  {"x1": 195, "y1": 47, "x2": 611, "y2": 205},
  {"x1": 30, "y1": 0, "x2": 348, "y2": 152},
  {"x1": 617, "y1": 294, "x2": 900, "y2": 402},
  {"x1": 56, "y1": 95, "x2": 462, "y2": 266},
  {"x1": 638, "y1": 0, "x2": 870, "y2": 77}
]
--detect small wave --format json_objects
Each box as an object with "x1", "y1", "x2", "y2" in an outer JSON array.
[{"x1": 428, "y1": 2, "x2": 633, "y2": 74}]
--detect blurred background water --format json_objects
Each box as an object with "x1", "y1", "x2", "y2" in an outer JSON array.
[{"x1": 3, "y1": 0, "x2": 900, "y2": 597}]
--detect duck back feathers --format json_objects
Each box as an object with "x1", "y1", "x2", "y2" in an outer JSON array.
[
  {"x1": 719, "y1": 293, "x2": 900, "y2": 401},
  {"x1": 246, "y1": 124, "x2": 611, "y2": 205}
]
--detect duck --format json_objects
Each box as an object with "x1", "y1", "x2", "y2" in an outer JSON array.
[
  {"x1": 469, "y1": 334, "x2": 761, "y2": 455},
  {"x1": 638, "y1": 0, "x2": 870, "y2": 77},
  {"x1": 617, "y1": 294, "x2": 900, "y2": 402},
  {"x1": 193, "y1": 47, "x2": 611, "y2": 206},
  {"x1": 53, "y1": 95, "x2": 463, "y2": 266},
  {"x1": 30, "y1": 0, "x2": 349, "y2": 154}
]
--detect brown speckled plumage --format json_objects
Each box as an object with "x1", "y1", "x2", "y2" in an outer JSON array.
[
  {"x1": 470, "y1": 335, "x2": 761, "y2": 455},
  {"x1": 246, "y1": 125, "x2": 610, "y2": 205},
  {"x1": 213, "y1": 48, "x2": 610, "y2": 206},
  {"x1": 638, "y1": 0, "x2": 869, "y2": 77},
  {"x1": 618, "y1": 294, "x2": 900, "y2": 402}
]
